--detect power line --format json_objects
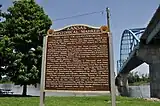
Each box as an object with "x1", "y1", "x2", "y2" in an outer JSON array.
[{"x1": 53, "y1": 10, "x2": 105, "y2": 22}]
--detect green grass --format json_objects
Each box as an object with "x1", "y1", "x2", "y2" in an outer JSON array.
[
  {"x1": 0, "y1": 81, "x2": 13, "y2": 84},
  {"x1": 0, "y1": 96, "x2": 159, "y2": 106},
  {"x1": 129, "y1": 81, "x2": 150, "y2": 86}
]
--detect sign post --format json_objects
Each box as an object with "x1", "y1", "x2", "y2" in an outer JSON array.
[
  {"x1": 108, "y1": 32, "x2": 116, "y2": 106},
  {"x1": 106, "y1": 7, "x2": 116, "y2": 106},
  {"x1": 40, "y1": 35, "x2": 48, "y2": 106}
]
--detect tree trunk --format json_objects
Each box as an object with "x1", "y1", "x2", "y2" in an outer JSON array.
[{"x1": 22, "y1": 84, "x2": 27, "y2": 96}]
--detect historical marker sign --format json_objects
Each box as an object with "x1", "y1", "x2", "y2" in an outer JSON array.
[{"x1": 44, "y1": 25, "x2": 110, "y2": 91}]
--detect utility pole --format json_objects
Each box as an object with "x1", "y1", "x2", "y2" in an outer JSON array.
[
  {"x1": 106, "y1": 7, "x2": 116, "y2": 106},
  {"x1": 106, "y1": 7, "x2": 111, "y2": 32}
]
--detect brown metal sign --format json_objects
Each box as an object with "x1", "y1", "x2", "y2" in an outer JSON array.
[{"x1": 45, "y1": 25, "x2": 110, "y2": 91}]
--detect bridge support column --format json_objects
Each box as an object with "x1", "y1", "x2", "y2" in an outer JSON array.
[
  {"x1": 137, "y1": 45, "x2": 160, "y2": 98},
  {"x1": 116, "y1": 73, "x2": 129, "y2": 96},
  {"x1": 149, "y1": 63, "x2": 160, "y2": 98}
]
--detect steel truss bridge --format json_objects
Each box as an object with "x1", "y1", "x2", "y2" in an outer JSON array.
[{"x1": 117, "y1": 28, "x2": 146, "y2": 73}]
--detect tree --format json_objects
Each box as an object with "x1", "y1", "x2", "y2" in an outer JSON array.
[
  {"x1": 128, "y1": 72, "x2": 135, "y2": 83},
  {"x1": 0, "y1": 4, "x2": 8, "y2": 78},
  {"x1": 128, "y1": 71, "x2": 150, "y2": 85},
  {"x1": 134, "y1": 72, "x2": 140, "y2": 82},
  {"x1": 0, "y1": 4, "x2": 3, "y2": 77},
  {"x1": 1, "y1": 0, "x2": 52, "y2": 96}
]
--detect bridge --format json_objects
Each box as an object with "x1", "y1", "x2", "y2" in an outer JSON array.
[{"x1": 116, "y1": 5, "x2": 160, "y2": 98}]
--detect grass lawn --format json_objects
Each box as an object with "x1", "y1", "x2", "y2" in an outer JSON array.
[
  {"x1": 129, "y1": 81, "x2": 150, "y2": 86},
  {"x1": 0, "y1": 81, "x2": 12, "y2": 84},
  {"x1": 0, "y1": 96, "x2": 159, "y2": 106}
]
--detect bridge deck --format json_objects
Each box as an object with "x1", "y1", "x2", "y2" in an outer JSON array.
[
  {"x1": 141, "y1": 5, "x2": 160, "y2": 44},
  {"x1": 119, "y1": 46, "x2": 144, "y2": 74}
]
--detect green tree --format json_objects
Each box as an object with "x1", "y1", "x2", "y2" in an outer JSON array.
[
  {"x1": 128, "y1": 72, "x2": 135, "y2": 83},
  {"x1": 0, "y1": 4, "x2": 2, "y2": 77},
  {"x1": 128, "y1": 71, "x2": 150, "y2": 85},
  {"x1": 0, "y1": 4, "x2": 8, "y2": 79},
  {"x1": 1, "y1": 0, "x2": 52, "y2": 96},
  {"x1": 0, "y1": 36, "x2": 14, "y2": 77},
  {"x1": 134, "y1": 72, "x2": 140, "y2": 82}
]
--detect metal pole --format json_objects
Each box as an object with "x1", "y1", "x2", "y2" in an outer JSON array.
[
  {"x1": 106, "y1": 7, "x2": 116, "y2": 106},
  {"x1": 40, "y1": 35, "x2": 47, "y2": 106},
  {"x1": 106, "y1": 7, "x2": 111, "y2": 32},
  {"x1": 108, "y1": 33, "x2": 116, "y2": 106}
]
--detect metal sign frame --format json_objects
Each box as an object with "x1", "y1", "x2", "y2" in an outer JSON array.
[{"x1": 39, "y1": 27, "x2": 116, "y2": 106}]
